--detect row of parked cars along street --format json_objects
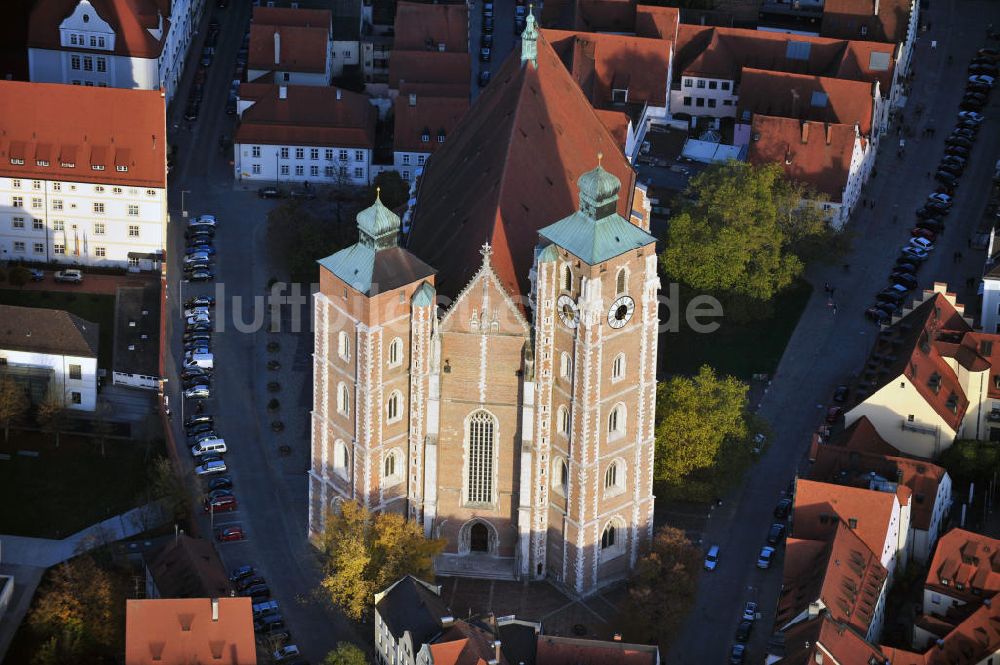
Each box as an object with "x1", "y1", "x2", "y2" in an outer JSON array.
[{"x1": 865, "y1": 47, "x2": 999, "y2": 324}]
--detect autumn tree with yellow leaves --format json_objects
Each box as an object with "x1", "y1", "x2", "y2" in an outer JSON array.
[{"x1": 317, "y1": 500, "x2": 444, "y2": 620}]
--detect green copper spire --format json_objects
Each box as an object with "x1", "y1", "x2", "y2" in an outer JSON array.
[
  {"x1": 521, "y1": 6, "x2": 538, "y2": 68},
  {"x1": 356, "y1": 187, "x2": 401, "y2": 250},
  {"x1": 576, "y1": 153, "x2": 621, "y2": 220}
]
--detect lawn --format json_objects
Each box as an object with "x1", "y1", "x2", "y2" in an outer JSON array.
[
  {"x1": 659, "y1": 279, "x2": 813, "y2": 380},
  {"x1": 0, "y1": 288, "x2": 116, "y2": 368},
  {"x1": 0, "y1": 430, "x2": 163, "y2": 538}
]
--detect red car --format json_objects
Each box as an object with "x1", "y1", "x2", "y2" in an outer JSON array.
[
  {"x1": 204, "y1": 495, "x2": 238, "y2": 513},
  {"x1": 217, "y1": 526, "x2": 245, "y2": 542},
  {"x1": 911, "y1": 227, "x2": 936, "y2": 241}
]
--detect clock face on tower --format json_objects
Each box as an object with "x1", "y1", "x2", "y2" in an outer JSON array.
[
  {"x1": 608, "y1": 295, "x2": 635, "y2": 329},
  {"x1": 557, "y1": 294, "x2": 580, "y2": 328}
]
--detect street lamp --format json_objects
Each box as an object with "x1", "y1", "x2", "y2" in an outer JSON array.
[{"x1": 181, "y1": 189, "x2": 191, "y2": 219}]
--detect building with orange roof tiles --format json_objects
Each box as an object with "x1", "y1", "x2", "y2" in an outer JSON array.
[
  {"x1": 391, "y1": 93, "x2": 469, "y2": 184},
  {"x1": 28, "y1": 0, "x2": 200, "y2": 104},
  {"x1": 248, "y1": 6, "x2": 333, "y2": 86},
  {"x1": 124, "y1": 597, "x2": 256, "y2": 665},
  {"x1": 844, "y1": 283, "x2": 1000, "y2": 458},
  {"x1": 778, "y1": 523, "x2": 889, "y2": 641},
  {"x1": 808, "y1": 430, "x2": 952, "y2": 563},
  {"x1": 382, "y1": 2, "x2": 470, "y2": 93},
  {"x1": 793, "y1": 478, "x2": 908, "y2": 581},
  {"x1": 821, "y1": 0, "x2": 920, "y2": 81},
  {"x1": 0, "y1": 80, "x2": 166, "y2": 271},
  {"x1": 234, "y1": 84, "x2": 376, "y2": 187},
  {"x1": 770, "y1": 613, "x2": 890, "y2": 664},
  {"x1": 748, "y1": 115, "x2": 867, "y2": 229},
  {"x1": 310, "y1": 18, "x2": 657, "y2": 596}
]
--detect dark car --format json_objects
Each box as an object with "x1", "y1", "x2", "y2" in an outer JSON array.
[
  {"x1": 242, "y1": 584, "x2": 270, "y2": 600},
  {"x1": 180, "y1": 369, "x2": 212, "y2": 383},
  {"x1": 967, "y1": 82, "x2": 991, "y2": 95},
  {"x1": 946, "y1": 135, "x2": 974, "y2": 148},
  {"x1": 949, "y1": 128, "x2": 976, "y2": 140},
  {"x1": 482, "y1": 16, "x2": 494, "y2": 31},
  {"x1": 865, "y1": 306, "x2": 891, "y2": 323},
  {"x1": 935, "y1": 171, "x2": 959, "y2": 186},
  {"x1": 480, "y1": 47, "x2": 492, "y2": 62},
  {"x1": 767, "y1": 522, "x2": 787, "y2": 545},
  {"x1": 730, "y1": 644, "x2": 746, "y2": 664},
  {"x1": 877, "y1": 287, "x2": 907, "y2": 305},
  {"x1": 735, "y1": 620, "x2": 752, "y2": 642},
  {"x1": 892, "y1": 272, "x2": 919, "y2": 290},
  {"x1": 238, "y1": 576, "x2": 267, "y2": 592},
  {"x1": 289, "y1": 189, "x2": 316, "y2": 200},
  {"x1": 185, "y1": 296, "x2": 215, "y2": 308},
  {"x1": 258, "y1": 187, "x2": 282, "y2": 199},
  {"x1": 185, "y1": 226, "x2": 215, "y2": 239},
  {"x1": 479, "y1": 70, "x2": 491, "y2": 87},
  {"x1": 254, "y1": 614, "x2": 287, "y2": 633},
  {"x1": 945, "y1": 144, "x2": 971, "y2": 158},
  {"x1": 894, "y1": 257, "x2": 920, "y2": 272},
  {"x1": 832, "y1": 385, "x2": 849, "y2": 403},
  {"x1": 186, "y1": 423, "x2": 216, "y2": 437},
  {"x1": 230, "y1": 565, "x2": 256, "y2": 583},
  {"x1": 960, "y1": 98, "x2": 986, "y2": 111},
  {"x1": 916, "y1": 206, "x2": 944, "y2": 219},
  {"x1": 924, "y1": 199, "x2": 953, "y2": 211},
  {"x1": 916, "y1": 219, "x2": 945, "y2": 234},
  {"x1": 225, "y1": 99, "x2": 237, "y2": 115},
  {"x1": 481, "y1": 33, "x2": 493, "y2": 47},
  {"x1": 970, "y1": 64, "x2": 998, "y2": 75},
  {"x1": 938, "y1": 162, "x2": 964, "y2": 177},
  {"x1": 189, "y1": 270, "x2": 215, "y2": 282},
  {"x1": 185, "y1": 415, "x2": 214, "y2": 428},
  {"x1": 208, "y1": 476, "x2": 233, "y2": 491},
  {"x1": 184, "y1": 105, "x2": 199, "y2": 121},
  {"x1": 774, "y1": 497, "x2": 792, "y2": 518}
]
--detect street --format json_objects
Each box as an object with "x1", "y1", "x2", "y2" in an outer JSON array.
[
  {"x1": 667, "y1": 0, "x2": 1000, "y2": 663},
  {"x1": 163, "y1": 1, "x2": 364, "y2": 661},
  {"x1": 469, "y1": 0, "x2": 519, "y2": 99}
]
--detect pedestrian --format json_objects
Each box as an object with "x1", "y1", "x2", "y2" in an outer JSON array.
[
  {"x1": 196, "y1": 402, "x2": 204, "y2": 414},
  {"x1": 833, "y1": 303, "x2": 838, "y2": 315},
  {"x1": 892, "y1": 213, "x2": 898, "y2": 224}
]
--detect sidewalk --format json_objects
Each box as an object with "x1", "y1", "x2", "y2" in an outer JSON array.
[{"x1": 0, "y1": 500, "x2": 169, "y2": 568}]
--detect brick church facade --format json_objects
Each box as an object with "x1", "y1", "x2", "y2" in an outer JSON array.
[{"x1": 308, "y1": 15, "x2": 660, "y2": 596}]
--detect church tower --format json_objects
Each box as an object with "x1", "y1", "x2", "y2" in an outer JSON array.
[
  {"x1": 308, "y1": 193, "x2": 436, "y2": 539},
  {"x1": 530, "y1": 159, "x2": 659, "y2": 595}
]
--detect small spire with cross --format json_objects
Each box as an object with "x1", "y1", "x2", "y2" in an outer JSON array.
[
  {"x1": 480, "y1": 242, "x2": 493, "y2": 264},
  {"x1": 521, "y1": 3, "x2": 538, "y2": 68}
]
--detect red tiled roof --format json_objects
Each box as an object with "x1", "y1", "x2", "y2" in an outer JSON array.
[
  {"x1": 0, "y1": 81, "x2": 165, "y2": 188},
  {"x1": 808, "y1": 432, "x2": 947, "y2": 531},
  {"x1": 748, "y1": 115, "x2": 859, "y2": 202},
  {"x1": 399, "y1": 81, "x2": 472, "y2": 99},
  {"x1": 249, "y1": 7, "x2": 330, "y2": 75},
  {"x1": 235, "y1": 84, "x2": 375, "y2": 149},
  {"x1": 925, "y1": 529, "x2": 1000, "y2": 604},
  {"x1": 777, "y1": 614, "x2": 887, "y2": 665},
  {"x1": 674, "y1": 24, "x2": 896, "y2": 94},
  {"x1": 124, "y1": 598, "x2": 256, "y2": 665},
  {"x1": 793, "y1": 478, "x2": 896, "y2": 562},
  {"x1": 237, "y1": 82, "x2": 273, "y2": 102},
  {"x1": 779, "y1": 524, "x2": 887, "y2": 635},
  {"x1": 593, "y1": 109, "x2": 629, "y2": 149},
  {"x1": 29, "y1": 0, "x2": 169, "y2": 59},
  {"x1": 544, "y1": 29, "x2": 671, "y2": 109},
  {"x1": 405, "y1": 31, "x2": 636, "y2": 300},
  {"x1": 828, "y1": 416, "x2": 904, "y2": 456},
  {"x1": 635, "y1": 4, "x2": 679, "y2": 41},
  {"x1": 572, "y1": 0, "x2": 636, "y2": 32},
  {"x1": 430, "y1": 622, "x2": 506, "y2": 665},
  {"x1": 535, "y1": 636, "x2": 658, "y2": 665},
  {"x1": 393, "y1": 95, "x2": 469, "y2": 154},
  {"x1": 855, "y1": 290, "x2": 975, "y2": 431},
  {"x1": 738, "y1": 68, "x2": 876, "y2": 137},
  {"x1": 821, "y1": 0, "x2": 913, "y2": 45},
  {"x1": 393, "y1": 1, "x2": 468, "y2": 52},
  {"x1": 389, "y1": 51, "x2": 471, "y2": 90}
]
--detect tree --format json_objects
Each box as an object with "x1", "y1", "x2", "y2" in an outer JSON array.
[
  {"x1": 28, "y1": 555, "x2": 125, "y2": 663},
  {"x1": 369, "y1": 171, "x2": 409, "y2": 211},
  {"x1": 624, "y1": 526, "x2": 702, "y2": 643},
  {"x1": 654, "y1": 365, "x2": 749, "y2": 484},
  {"x1": 322, "y1": 642, "x2": 369, "y2": 665},
  {"x1": 36, "y1": 395, "x2": 67, "y2": 448},
  {"x1": 266, "y1": 200, "x2": 358, "y2": 284},
  {"x1": 148, "y1": 456, "x2": 193, "y2": 522},
  {"x1": 318, "y1": 500, "x2": 445, "y2": 620},
  {"x1": 939, "y1": 439, "x2": 1000, "y2": 487},
  {"x1": 0, "y1": 376, "x2": 29, "y2": 443},
  {"x1": 8, "y1": 265, "x2": 33, "y2": 287},
  {"x1": 660, "y1": 160, "x2": 831, "y2": 301}
]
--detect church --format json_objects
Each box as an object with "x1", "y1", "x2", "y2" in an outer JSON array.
[{"x1": 307, "y1": 14, "x2": 660, "y2": 597}]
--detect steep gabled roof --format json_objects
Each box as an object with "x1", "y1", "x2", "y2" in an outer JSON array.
[
  {"x1": 393, "y1": 94, "x2": 469, "y2": 154},
  {"x1": 375, "y1": 576, "x2": 451, "y2": 654},
  {"x1": 389, "y1": 51, "x2": 471, "y2": 91},
  {"x1": 393, "y1": 1, "x2": 468, "y2": 52},
  {"x1": 544, "y1": 29, "x2": 671, "y2": 109},
  {"x1": 124, "y1": 598, "x2": 257, "y2": 665},
  {"x1": 235, "y1": 85, "x2": 375, "y2": 149},
  {"x1": 793, "y1": 478, "x2": 896, "y2": 562},
  {"x1": 405, "y1": 29, "x2": 636, "y2": 300},
  {"x1": 738, "y1": 68, "x2": 876, "y2": 137},
  {"x1": 776, "y1": 613, "x2": 887, "y2": 665},
  {"x1": 0, "y1": 304, "x2": 99, "y2": 358},
  {"x1": 926, "y1": 529, "x2": 1000, "y2": 603},
  {"x1": 430, "y1": 621, "x2": 507, "y2": 665},
  {"x1": 29, "y1": 0, "x2": 169, "y2": 59},
  {"x1": 748, "y1": 116, "x2": 859, "y2": 202},
  {"x1": 778, "y1": 524, "x2": 887, "y2": 635},
  {"x1": 821, "y1": 0, "x2": 913, "y2": 45},
  {"x1": 535, "y1": 635, "x2": 658, "y2": 665},
  {"x1": 673, "y1": 24, "x2": 896, "y2": 94}
]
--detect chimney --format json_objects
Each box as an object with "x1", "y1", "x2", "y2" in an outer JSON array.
[
  {"x1": 409, "y1": 93, "x2": 417, "y2": 107},
  {"x1": 212, "y1": 598, "x2": 219, "y2": 622},
  {"x1": 279, "y1": 85, "x2": 287, "y2": 100},
  {"x1": 800, "y1": 122, "x2": 810, "y2": 144},
  {"x1": 274, "y1": 31, "x2": 281, "y2": 65},
  {"x1": 825, "y1": 124, "x2": 833, "y2": 145},
  {"x1": 493, "y1": 640, "x2": 502, "y2": 664},
  {"x1": 336, "y1": 88, "x2": 342, "y2": 101},
  {"x1": 440, "y1": 615, "x2": 455, "y2": 627},
  {"x1": 613, "y1": 634, "x2": 622, "y2": 642}
]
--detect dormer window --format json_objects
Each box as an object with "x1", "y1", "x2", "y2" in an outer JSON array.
[
  {"x1": 9, "y1": 158, "x2": 23, "y2": 165},
  {"x1": 116, "y1": 165, "x2": 128, "y2": 172},
  {"x1": 946, "y1": 392, "x2": 959, "y2": 413},
  {"x1": 941, "y1": 578, "x2": 950, "y2": 586},
  {"x1": 36, "y1": 160, "x2": 49, "y2": 167},
  {"x1": 612, "y1": 87, "x2": 628, "y2": 105},
  {"x1": 60, "y1": 162, "x2": 75, "y2": 168},
  {"x1": 420, "y1": 128, "x2": 430, "y2": 143},
  {"x1": 91, "y1": 164, "x2": 105, "y2": 171},
  {"x1": 436, "y1": 130, "x2": 446, "y2": 143},
  {"x1": 927, "y1": 372, "x2": 941, "y2": 394}
]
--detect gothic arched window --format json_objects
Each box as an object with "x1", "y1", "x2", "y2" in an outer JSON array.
[{"x1": 465, "y1": 411, "x2": 496, "y2": 505}]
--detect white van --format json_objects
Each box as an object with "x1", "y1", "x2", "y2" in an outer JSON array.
[
  {"x1": 191, "y1": 440, "x2": 227, "y2": 456},
  {"x1": 185, "y1": 352, "x2": 214, "y2": 369}
]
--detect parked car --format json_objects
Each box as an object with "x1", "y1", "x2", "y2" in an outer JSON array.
[
  {"x1": 185, "y1": 225, "x2": 215, "y2": 239},
  {"x1": 757, "y1": 545, "x2": 776, "y2": 569},
  {"x1": 916, "y1": 219, "x2": 945, "y2": 234},
  {"x1": 189, "y1": 270, "x2": 216, "y2": 282},
  {"x1": 204, "y1": 495, "x2": 238, "y2": 513},
  {"x1": 894, "y1": 257, "x2": 920, "y2": 272},
  {"x1": 185, "y1": 296, "x2": 215, "y2": 308},
  {"x1": 255, "y1": 615, "x2": 287, "y2": 633},
  {"x1": 185, "y1": 415, "x2": 214, "y2": 428},
  {"x1": 892, "y1": 272, "x2": 919, "y2": 290},
  {"x1": 704, "y1": 545, "x2": 720, "y2": 571},
  {"x1": 195, "y1": 459, "x2": 227, "y2": 475},
  {"x1": 735, "y1": 620, "x2": 752, "y2": 642},
  {"x1": 29, "y1": 268, "x2": 44, "y2": 281},
  {"x1": 208, "y1": 476, "x2": 233, "y2": 491},
  {"x1": 934, "y1": 171, "x2": 959, "y2": 187},
  {"x1": 238, "y1": 577, "x2": 267, "y2": 592},
  {"x1": 185, "y1": 244, "x2": 216, "y2": 255},
  {"x1": 242, "y1": 584, "x2": 270, "y2": 599},
  {"x1": 774, "y1": 497, "x2": 792, "y2": 518},
  {"x1": 730, "y1": 644, "x2": 746, "y2": 664},
  {"x1": 832, "y1": 385, "x2": 849, "y2": 403},
  {"x1": 480, "y1": 47, "x2": 492, "y2": 62},
  {"x1": 192, "y1": 214, "x2": 217, "y2": 227},
  {"x1": 945, "y1": 135, "x2": 973, "y2": 148},
  {"x1": 230, "y1": 565, "x2": 255, "y2": 583},
  {"x1": 877, "y1": 285, "x2": 909, "y2": 305},
  {"x1": 274, "y1": 646, "x2": 301, "y2": 662},
  {"x1": 743, "y1": 601, "x2": 758, "y2": 622},
  {"x1": 945, "y1": 144, "x2": 971, "y2": 159},
  {"x1": 767, "y1": 522, "x2": 787, "y2": 545},
  {"x1": 54, "y1": 269, "x2": 83, "y2": 283},
  {"x1": 289, "y1": 189, "x2": 316, "y2": 200},
  {"x1": 958, "y1": 110, "x2": 984, "y2": 123},
  {"x1": 865, "y1": 306, "x2": 891, "y2": 324},
  {"x1": 184, "y1": 385, "x2": 211, "y2": 399},
  {"x1": 218, "y1": 526, "x2": 246, "y2": 542},
  {"x1": 916, "y1": 206, "x2": 944, "y2": 220},
  {"x1": 258, "y1": 187, "x2": 282, "y2": 199},
  {"x1": 910, "y1": 227, "x2": 937, "y2": 242},
  {"x1": 479, "y1": 70, "x2": 491, "y2": 87},
  {"x1": 910, "y1": 236, "x2": 934, "y2": 251}
]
